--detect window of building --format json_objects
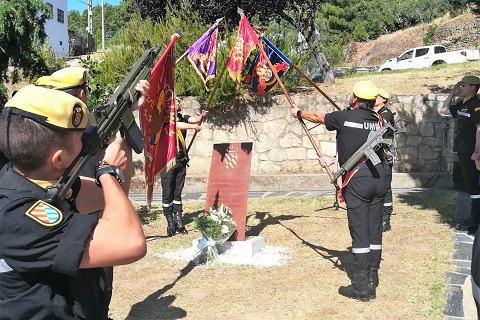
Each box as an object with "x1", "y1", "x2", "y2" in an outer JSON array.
[
  {"x1": 57, "y1": 9, "x2": 64, "y2": 23},
  {"x1": 46, "y1": 3, "x2": 53, "y2": 18},
  {"x1": 59, "y1": 41, "x2": 63, "y2": 46}
]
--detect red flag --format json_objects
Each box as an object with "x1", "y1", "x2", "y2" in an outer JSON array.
[
  {"x1": 141, "y1": 33, "x2": 181, "y2": 204},
  {"x1": 226, "y1": 13, "x2": 259, "y2": 83}
]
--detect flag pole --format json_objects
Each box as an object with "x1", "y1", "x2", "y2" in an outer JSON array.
[
  {"x1": 289, "y1": 63, "x2": 342, "y2": 111},
  {"x1": 254, "y1": 32, "x2": 338, "y2": 188},
  {"x1": 185, "y1": 44, "x2": 229, "y2": 154}
]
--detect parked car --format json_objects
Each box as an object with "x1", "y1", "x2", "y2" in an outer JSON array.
[{"x1": 378, "y1": 45, "x2": 480, "y2": 71}]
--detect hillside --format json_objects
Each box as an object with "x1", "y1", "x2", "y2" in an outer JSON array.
[{"x1": 345, "y1": 12, "x2": 480, "y2": 67}]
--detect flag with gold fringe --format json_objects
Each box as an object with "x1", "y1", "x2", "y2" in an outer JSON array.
[
  {"x1": 186, "y1": 22, "x2": 219, "y2": 88},
  {"x1": 226, "y1": 13, "x2": 259, "y2": 83},
  {"x1": 141, "y1": 33, "x2": 181, "y2": 204},
  {"x1": 243, "y1": 36, "x2": 291, "y2": 96}
]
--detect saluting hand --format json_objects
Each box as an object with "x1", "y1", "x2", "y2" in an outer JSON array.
[{"x1": 451, "y1": 82, "x2": 461, "y2": 96}]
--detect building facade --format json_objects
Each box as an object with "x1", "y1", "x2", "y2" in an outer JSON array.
[{"x1": 43, "y1": 0, "x2": 69, "y2": 56}]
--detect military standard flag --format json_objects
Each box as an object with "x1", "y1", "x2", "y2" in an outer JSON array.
[
  {"x1": 243, "y1": 37, "x2": 291, "y2": 96},
  {"x1": 186, "y1": 23, "x2": 219, "y2": 88},
  {"x1": 226, "y1": 13, "x2": 259, "y2": 83},
  {"x1": 141, "y1": 33, "x2": 180, "y2": 204}
]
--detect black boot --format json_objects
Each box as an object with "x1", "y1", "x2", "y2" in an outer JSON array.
[
  {"x1": 174, "y1": 211, "x2": 188, "y2": 234},
  {"x1": 382, "y1": 214, "x2": 391, "y2": 232},
  {"x1": 163, "y1": 210, "x2": 176, "y2": 237},
  {"x1": 338, "y1": 270, "x2": 370, "y2": 302},
  {"x1": 368, "y1": 267, "x2": 379, "y2": 299}
]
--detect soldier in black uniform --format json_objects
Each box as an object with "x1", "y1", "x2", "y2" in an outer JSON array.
[
  {"x1": 0, "y1": 85, "x2": 147, "y2": 319},
  {"x1": 374, "y1": 88, "x2": 395, "y2": 232},
  {"x1": 161, "y1": 100, "x2": 208, "y2": 236},
  {"x1": 292, "y1": 81, "x2": 389, "y2": 301},
  {"x1": 440, "y1": 75, "x2": 480, "y2": 234},
  {"x1": 33, "y1": 67, "x2": 150, "y2": 319}
]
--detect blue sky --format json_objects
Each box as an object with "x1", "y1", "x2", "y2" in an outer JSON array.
[{"x1": 68, "y1": 0, "x2": 121, "y2": 13}]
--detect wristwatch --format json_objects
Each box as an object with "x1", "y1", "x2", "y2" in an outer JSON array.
[
  {"x1": 297, "y1": 109, "x2": 302, "y2": 118},
  {"x1": 94, "y1": 163, "x2": 124, "y2": 187}
]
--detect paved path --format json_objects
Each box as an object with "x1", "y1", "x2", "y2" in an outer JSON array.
[
  {"x1": 444, "y1": 191, "x2": 477, "y2": 320},
  {"x1": 130, "y1": 188, "x2": 477, "y2": 318}
]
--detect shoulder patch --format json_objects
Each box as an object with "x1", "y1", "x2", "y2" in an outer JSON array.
[{"x1": 25, "y1": 200, "x2": 63, "y2": 227}]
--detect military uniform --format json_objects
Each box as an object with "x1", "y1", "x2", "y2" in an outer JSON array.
[
  {"x1": 299, "y1": 81, "x2": 390, "y2": 302},
  {"x1": 450, "y1": 95, "x2": 480, "y2": 229},
  {"x1": 161, "y1": 112, "x2": 191, "y2": 236},
  {"x1": 0, "y1": 85, "x2": 112, "y2": 319},
  {"x1": 36, "y1": 67, "x2": 114, "y2": 319},
  {"x1": 0, "y1": 164, "x2": 100, "y2": 319},
  {"x1": 325, "y1": 107, "x2": 388, "y2": 277}
]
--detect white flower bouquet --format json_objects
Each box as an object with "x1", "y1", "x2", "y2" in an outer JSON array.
[{"x1": 193, "y1": 204, "x2": 237, "y2": 263}]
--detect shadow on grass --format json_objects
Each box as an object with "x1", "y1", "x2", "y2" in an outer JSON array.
[
  {"x1": 137, "y1": 205, "x2": 204, "y2": 239},
  {"x1": 245, "y1": 211, "x2": 353, "y2": 277},
  {"x1": 395, "y1": 189, "x2": 456, "y2": 227},
  {"x1": 279, "y1": 220, "x2": 354, "y2": 277},
  {"x1": 125, "y1": 261, "x2": 196, "y2": 320}
]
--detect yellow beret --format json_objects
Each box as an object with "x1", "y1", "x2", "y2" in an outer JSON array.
[
  {"x1": 35, "y1": 75, "x2": 51, "y2": 87},
  {"x1": 461, "y1": 75, "x2": 480, "y2": 85},
  {"x1": 5, "y1": 85, "x2": 88, "y2": 131},
  {"x1": 353, "y1": 81, "x2": 379, "y2": 100},
  {"x1": 41, "y1": 67, "x2": 88, "y2": 90},
  {"x1": 377, "y1": 88, "x2": 390, "y2": 99}
]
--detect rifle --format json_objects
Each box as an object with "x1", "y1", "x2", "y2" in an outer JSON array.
[
  {"x1": 331, "y1": 123, "x2": 395, "y2": 183},
  {"x1": 44, "y1": 42, "x2": 162, "y2": 206}
]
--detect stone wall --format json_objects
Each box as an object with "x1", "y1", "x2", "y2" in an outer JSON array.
[{"x1": 132, "y1": 92, "x2": 457, "y2": 192}]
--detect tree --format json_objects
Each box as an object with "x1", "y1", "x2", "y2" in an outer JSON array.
[
  {"x1": 136, "y1": 0, "x2": 336, "y2": 84},
  {"x1": 467, "y1": 0, "x2": 480, "y2": 14},
  {"x1": 0, "y1": 0, "x2": 51, "y2": 104}
]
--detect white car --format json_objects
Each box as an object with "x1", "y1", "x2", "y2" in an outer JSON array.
[{"x1": 378, "y1": 45, "x2": 480, "y2": 71}]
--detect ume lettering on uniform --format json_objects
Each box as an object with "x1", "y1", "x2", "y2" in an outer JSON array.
[{"x1": 344, "y1": 121, "x2": 378, "y2": 131}]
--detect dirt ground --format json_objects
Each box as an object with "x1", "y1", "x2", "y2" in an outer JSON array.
[{"x1": 109, "y1": 191, "x2": 454, "y2": 320}]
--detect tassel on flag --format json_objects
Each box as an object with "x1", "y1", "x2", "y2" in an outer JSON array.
[
  {"x1": 141, "y1": 33, "x2": 181, "y2": 205},
  {"x1": 226, "y1": 13, "x2": 259, "y2": 83},
  {"x1": 186, "y1": 22, "x2": 219, "y2": 88},
  {"x1": 244, "y1": 36, "x2": 292, "y2": 96}
]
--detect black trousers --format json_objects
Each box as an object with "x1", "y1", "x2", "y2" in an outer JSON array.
[
  {"x1": 343, "y1": 162, "x2": 387, "y2": 271},
  {"x1": 161, "y1": 161, "x2": 187, "y2": 213},
  {"x1": 383, "y1": 165, "x2": 393, "y2": 216},
  {"x1": 458, "y1": 152, "x2": 480, "y2": 225}
]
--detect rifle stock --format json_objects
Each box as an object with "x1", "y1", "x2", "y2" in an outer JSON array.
[
  {"x1": 331, "y1": 123, "x2": 395, "y2": 183},
  {"x1": 44, "y1": 44, "x2": 162, "y2": 206}
]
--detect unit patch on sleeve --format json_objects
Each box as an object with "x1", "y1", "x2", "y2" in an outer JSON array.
[{"x1": 25, "y1": 200, "x2": 63, "y2": 226}]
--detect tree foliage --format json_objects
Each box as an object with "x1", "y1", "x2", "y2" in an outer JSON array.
[
  {"x1": 137, "y1": 0, "x2": 336, "y2": 83},
  {"x1": 0, "y1": 0, "x2": 52, "y2": 104},
  {"x1": 467, "y1": 0, "x2": 480, "y2": 14},
  {"x1": 68, "y1": 0, "x2": 139, "y2": 50}
]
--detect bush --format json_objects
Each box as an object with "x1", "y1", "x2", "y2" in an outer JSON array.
[{"x1": 423, "y1": 24, "x2": 438, "y2": 45}]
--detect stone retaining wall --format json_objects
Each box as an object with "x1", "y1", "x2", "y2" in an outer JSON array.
[{"x1": 132, "y1": 92, "x2": 459, "y2": 191}]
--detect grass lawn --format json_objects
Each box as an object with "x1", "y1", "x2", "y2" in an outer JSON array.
[{"x1": 109, "y1": 189, "x2": 456, "y2": 320}]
